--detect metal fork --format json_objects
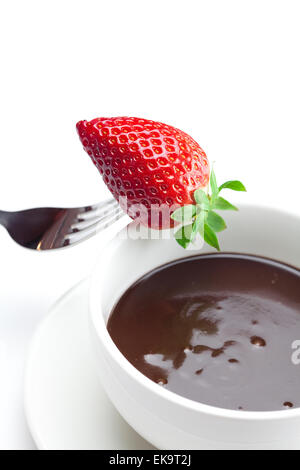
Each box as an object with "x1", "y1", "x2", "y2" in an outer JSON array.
[{"x1": 0, "y1": 198, "x2": 124, "y2": 250}]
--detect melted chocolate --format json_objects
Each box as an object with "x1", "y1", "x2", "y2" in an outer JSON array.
[{"x1": 107, "y1": 254, "x2": 300, "y2": 411}]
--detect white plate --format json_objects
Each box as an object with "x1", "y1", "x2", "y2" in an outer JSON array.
[{"x1": 24, "y1": 280, "x2": 155, "y2": 450}]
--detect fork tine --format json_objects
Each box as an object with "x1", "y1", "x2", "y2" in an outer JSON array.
[
  {"x1": 71, "y1": 203, "x2": 120, "y2": 232},
  {"x1": 77, "y1": 200, "x2": 119, "y2": 222},
  {"x1": 89, "y1": 198, "x2": 118, "y2": 211},
  {"x1": 64, "y1": 207, "x2": 124, "y2": 246},
  {"x1": 82, "y1": 198, "x2": 118, "y2": 213},
  {"x1": 94, "y1": 208, "x2": 124, "y2": 232}
]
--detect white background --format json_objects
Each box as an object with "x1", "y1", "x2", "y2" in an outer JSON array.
[{"x1": 0, "y1": 0, "x2": 299, "y2": 449}]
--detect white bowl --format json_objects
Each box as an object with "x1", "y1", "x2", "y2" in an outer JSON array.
[{"x1": 89, "y1": 204, "x2": 300, "y2": 450}]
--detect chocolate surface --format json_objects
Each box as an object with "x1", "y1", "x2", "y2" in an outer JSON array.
[{"x1": 107, "y1": 254, "x2": 300, "y2": 411}]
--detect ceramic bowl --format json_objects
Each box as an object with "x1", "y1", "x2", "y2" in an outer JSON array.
[{"x1": 89, "y1": 204, "x2": 300, "y2": 450}]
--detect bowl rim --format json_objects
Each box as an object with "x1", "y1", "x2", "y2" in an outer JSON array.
[{"x1": 90, "y1": 203, "x2": 300, "y2": 422}]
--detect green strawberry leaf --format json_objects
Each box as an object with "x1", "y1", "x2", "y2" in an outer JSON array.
[
  {"x1": 174, "y1": 224, "x2": 194, "y2": 249},
  {"x1": 171, "y1": 205, "x2": 196, "y2": 222},
  {"x1": 194, "y1": 189, "x2": 210, "y2": 210},
  {"x1": 213, "y1": 196, "x2": 238, "y2": 211},
  {"x1": 219, "y1": 180, "x2": 246, "y2": 192},
  {"x1": 204, "y1": 224, "x2": 220, "y2": 251},
  {"x1": 207, "y1": 211, "x2": 227, "y2": 232},
  {"x1": 210, "y1": 168, "x2": 218, "y2": 199},
  {"x1": 172, "y1": 168, "x2": 246, "y2": 251},
  {"x1": 191, "y1": 209, "x2": 206, "y2": 241}
]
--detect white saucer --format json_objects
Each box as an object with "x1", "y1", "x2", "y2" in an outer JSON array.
[{"x1": 24, "y1": 280, "x2": 155, "y2": 450}]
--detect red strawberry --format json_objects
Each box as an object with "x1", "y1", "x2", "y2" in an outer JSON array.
[{"x1": 76, "y1": 117, "x2": 209, "y2": 229}]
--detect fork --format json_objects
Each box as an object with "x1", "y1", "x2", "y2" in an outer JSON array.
[{"x1": 0, "y1": 198, "x2": 125, "y2": 250}]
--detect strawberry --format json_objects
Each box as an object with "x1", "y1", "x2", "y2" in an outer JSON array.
[
  {"x1": 77, "y1": 117, "x2": 246, "y2": 249},
  {"x1": 76, "y1": 117, "x2": 209, "y2": 226}
]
